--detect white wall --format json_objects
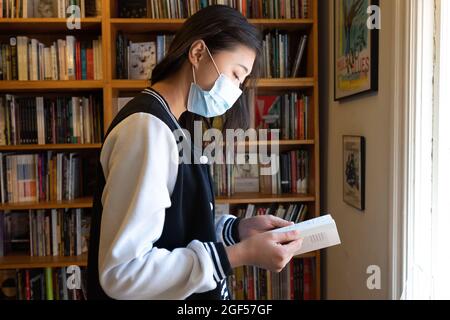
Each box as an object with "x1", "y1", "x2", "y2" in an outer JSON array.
[{"x1": 319, "y1": 0, "x2": 396, "y2": 299}]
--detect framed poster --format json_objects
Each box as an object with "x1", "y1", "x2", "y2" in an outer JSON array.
[
  {"x1": 343, "y1": 136, "x2": 365, "y2": 211},
  {"x1": 334, "y1": 0, "x2": 379, "y2": 100}
]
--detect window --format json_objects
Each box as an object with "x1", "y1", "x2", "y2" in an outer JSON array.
[{"x1": 405, "y1": 0, "x2": 450, "y2": 300}]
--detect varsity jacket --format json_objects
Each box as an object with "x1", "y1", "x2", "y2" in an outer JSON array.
[{"x1": 87, "y1": 88, "x2": 240, "y2": 300}]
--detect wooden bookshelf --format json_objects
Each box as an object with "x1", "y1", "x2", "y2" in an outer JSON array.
[
  {"x1": 109, "y1": 18, "x2": 313, "y2": 31},
  {"x1": 0, "y1": 17, "x2": 102, "y2": 32},
  {"x1": 0, "y1": 80, "x2": 104, "y2": 91},
  {"x1": 0, "y1": 143, "x2": 102, "y2": 151},
  {"x1": 216, "y1": 193, "x2": 315, "y2": 205},
  {"x1": 0, "y1": 0, "x2": 321, "y2": 300},
  {"x1": 0, "y1": 197, "x2": 94, "y2": 210},
  {"x1": 0, "y1": 254, "x2": 88, "y2": 270}
]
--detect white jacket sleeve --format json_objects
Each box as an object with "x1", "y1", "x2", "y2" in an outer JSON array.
[{"x1": 98, "y1": 113, "x2": 232, "y2": 300}]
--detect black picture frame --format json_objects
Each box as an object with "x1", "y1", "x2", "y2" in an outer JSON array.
[
  {"x1": 343, "y1": 136, "x2": 366, "y2": 211},
  {"x1": 334, "y1": 0, "x2": 379, "y2": 101}
]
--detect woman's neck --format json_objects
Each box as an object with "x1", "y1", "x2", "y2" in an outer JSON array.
[{"x1": 150, "y1": 64, "x2": 192, "y2": 120}]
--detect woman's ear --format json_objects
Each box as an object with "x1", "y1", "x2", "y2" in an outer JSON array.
[{"x1": 188, "y1": 40, "x2": 207, "y2": 69}]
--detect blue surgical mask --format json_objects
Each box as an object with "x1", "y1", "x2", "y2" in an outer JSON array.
[{"x1": 187, "y1": 46, "x2": 243, "y2": 118}]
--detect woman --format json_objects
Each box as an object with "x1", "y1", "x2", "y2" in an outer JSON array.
[{"x1": 87, "y1": 5, "x2": 303, "y2": 300}]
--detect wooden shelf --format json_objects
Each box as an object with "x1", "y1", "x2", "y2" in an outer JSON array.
[
  {"x1": 294, "y1": 252, "x2": 318, "y2": 259},
  {"x1": 0, "y1": 18, "x2": 102, "y2": 33},
  {"x1": 235, "y1": 140, "x2": 315, "y2": 147},
  {"x1": 0, "y1": 254, "x2": 87, "y2": 270},
  {"x1": 110, "y1": 78, "x2": 314, "y2": 91},
  {"x1": 111, "y1": 79, "x2": 150, "y2": 90},
  {"x1": 0, "y1": 197, "x2": 93, "y2": 211},
  {"x1": 215, "y1": 193, "x2": 315, "y2": 205},
  {"x1": 0, "y1": 143, "x2": 102, "y2": 151},
  {"x1": 257, "y1": 78, "x2": 315, "y2": 89},
  {"x1": 110, "y1": 18, "x2": 313, "y2": 32},
  {"x1": 0, "y1": 80, "x2": 104, "y2": 91}
]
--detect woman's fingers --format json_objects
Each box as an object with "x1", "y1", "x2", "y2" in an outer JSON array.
[
  {"x1": 283, "y1": 238, "x2": 304, "y2": 254},
  {"x1": 269, "y1": 214, "x2": 294, "y2": 228}
]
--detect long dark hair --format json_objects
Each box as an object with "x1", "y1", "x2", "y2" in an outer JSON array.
[{"x1": 151, "y1": 5, "x2": 263, "y2": 131}]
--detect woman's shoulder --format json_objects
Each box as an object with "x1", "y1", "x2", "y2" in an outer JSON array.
[{"x1": 109, "y1": 91, "x2": 172, "y2": 131}]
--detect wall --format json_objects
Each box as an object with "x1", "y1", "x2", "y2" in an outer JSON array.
[{"x1": 319, "y1": 0, "x2": 396, "y2": 299}]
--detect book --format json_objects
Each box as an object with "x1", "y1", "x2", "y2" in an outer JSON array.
[
  {"x1": 116, "y1": 33, "x2": 174, "y2": 80},
  {"x1": 0, "y1": 0, "x2": 100, "y2": 18},
  {"x1": 147, "y1": 0, "x2": 311, "y2": 19},
  {"x1": 0, "y1": 94, "x2": 103, "y2": 146},
  {"x1": 0, "y1": 36, "x2": 102, "y2": 81},
  {"x1": 128, "y1": 41, "x2": 156, "y2": 80},
  {"x1": 232, "y1": 154, "x2": 260, "y2": 193},
  {"x1": 271, "y1": 214, "x2": 341, "y2": 255},
  {"x1": 291, "y1": 35, "x2": 308, "y2": 78},
  {"x1": 118, "y1": 0, "x2": 147, "y2": 18},
  {"x1": 33, "y1": 0, "x2": 58, "y2": 18}
]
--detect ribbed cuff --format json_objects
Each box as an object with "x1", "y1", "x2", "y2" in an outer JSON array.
[
  {"x1": 202, "y1": 242, "x2": 233, "y2": 282},
  {"x1": 222, "y1": 217, "x2": 241, "y2": 246}
]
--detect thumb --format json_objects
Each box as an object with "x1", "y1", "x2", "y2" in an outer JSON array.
[{"x1": 272, "y1": 230, "x2": 301, "y2": 244}]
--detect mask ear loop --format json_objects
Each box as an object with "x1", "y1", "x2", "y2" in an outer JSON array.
[
  {"x1": 192, "y1": 65, "x2": 197, "y2": 84},
  {"x1": 205, "y1": 45, "x2": 221, "y2": 76}
]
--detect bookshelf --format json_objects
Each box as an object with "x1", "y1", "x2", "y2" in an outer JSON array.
[{"x1": 0, "y1": 0, "x2": 320, "y2": 300}]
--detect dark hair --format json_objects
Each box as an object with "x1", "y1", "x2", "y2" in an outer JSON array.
[{"x1": 151, "y1": 5, "x2": 263, "y2": 131}]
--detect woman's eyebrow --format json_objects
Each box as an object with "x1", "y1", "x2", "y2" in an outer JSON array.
[{"x1": 237, "y1": 64, "x2": 249, "y2": 75}]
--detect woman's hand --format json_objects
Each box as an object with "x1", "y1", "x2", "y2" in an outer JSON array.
[
  {"x1": 238, "y1": 215, "x2": 294, "y2": 240},
  {"x1": 225, "y1": 229, "x2": 303, "y2": 273}
]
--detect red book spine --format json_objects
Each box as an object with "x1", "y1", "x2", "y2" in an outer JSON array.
[
  {"x1": 76, "y1": 41, "x2": 81, "y2": 80},
  {"x1": 86, "y1": 48, "x2": 94, "y2": 80},
  {"x1": 298, "y1": 98, "x2": 305, "y2": 140},
  {"x1": 303, "y1": 258, "x2": 313, "y2": 300},
  {"x1": 247, "y1": 266, "x2": 255, "y2": 300},
  {"x1": 25, "y1": 270, "x2": 31, "y2": 300},
  {"x1": 290, "y1": 260, "x2": 295, "y2": 300}
]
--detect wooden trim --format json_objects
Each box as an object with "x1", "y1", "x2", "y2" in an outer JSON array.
[
  {"x1": 0, "y1": 80, "x2": 104, "y2": 91},
  {"x1": 215, "y1": 193, "x2": 315, "y2": 205},
  {"x1": 0, "y1": 254, "x2": 87, "y2": 269},
  {"x1": 110, "y1": 78, "x2": 315, "y2": 90},
  {"x1": 0, "y1": 18, "x2": 102, "y2": 32},
  {"x1": 0, "y1": 197, "x2": 93, "y2": 210},
  {"x1": 0, "y1": 144, "x2": 101, "y2": 151}
]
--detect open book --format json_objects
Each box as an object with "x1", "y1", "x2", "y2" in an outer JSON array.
[{"x1": 271, "y1": 215, "x2": 341, "y2": 255}]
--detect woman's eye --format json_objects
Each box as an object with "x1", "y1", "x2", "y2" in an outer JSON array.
[{"x1": 234, "y1": 73, "x2": 240, "y2": 81}]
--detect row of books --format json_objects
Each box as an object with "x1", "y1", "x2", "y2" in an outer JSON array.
[
  {"x1": 116, "y1": 32, "x2": 174, "y2": 80},
  {"x1": 228, "y1": 258, "x2": 315, "y2": 300},
  {"x1": 0, "y1": 267, "x2": 86, "y2": 300},
  {"x1": 119, "y1": 0, "x2": 310, "y2": 19},
  {"x1": 0, "y1": 152, "x2": 96, "y2": 204},
  {"x1": 211, "y1": 150, "x2": 309, "y2": 196},
  {"x1": 0, "y1": 209, "x2": 90, "y2": 257},
  {"x1": 0, "y1": 94, "x2": 103, "y2": 146},
  {"x1": 231, "y1": 202, "x2": 309, "y2": 224},
  {"x1": 0, "y1": 0, "x2": 101, "y2": 18},
  {"x1": 262, "y1": 31, "x2": 308, "y2": 78},
  {"x1": 252, "y1": 93, "x2": 311, "y2": 140},
  {"x1": 0, "y1": 36, "x2": 103, "y2": 81}
]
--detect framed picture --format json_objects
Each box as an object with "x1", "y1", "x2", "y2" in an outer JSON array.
[
  {"x1": 343, "y1": 136, "x2": 365, "y2": 211},
  {"x1": 334, "y1": 0, "x2": 379, "y2": 100}
]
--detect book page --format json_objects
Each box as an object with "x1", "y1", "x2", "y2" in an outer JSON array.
[{"x1": 271, "y1": 215, "x2": 341, "y2": 255}]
